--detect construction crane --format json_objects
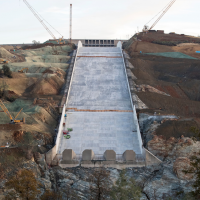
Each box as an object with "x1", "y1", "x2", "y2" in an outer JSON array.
[
  {"x1": 23, "y1": 0, "x2": 64, "y2": 44},
  {"x1": 18, "y1": 68, "x2": 28, "y2": 73},
  {"x1": 0, "y1": 99, "x2": 25, "y2": 124},
  {"x1": 69, "y1": 4, "x2": 72, "y2": 44},
  {"x1": 143, "y1": 0, "x2": 176, "y2": 32}
]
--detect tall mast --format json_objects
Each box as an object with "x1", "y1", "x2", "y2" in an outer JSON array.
[{"x1": 70, "y1": 4, "x2": 72, "y2": 43}]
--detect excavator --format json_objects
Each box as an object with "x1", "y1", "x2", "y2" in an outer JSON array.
[
  {"x1": 57, "y1": 37, "x2": 65, "y2": 45},
  {"x1": 0, "y1": 59, "x2": 8, "y2": 64},
  {"x1": 18, "y1": 68, "x2": 28, "y2": 73},
  {"x1": 0, "y1": 99, "x2": 25, "y2": 124}
]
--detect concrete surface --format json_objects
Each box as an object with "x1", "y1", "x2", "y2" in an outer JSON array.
[
  {"x1": 58, "y1": 46, "x2": 143, "y2": 158},
  {"x1": 82, "y1": 149, "x2": 95, "y2": 161},
  {"x1": 123, "y1": 150, "x2": 136, "y2": 161},
  {"x1": 104, "y1": 150, "x2": 116, "y2": 161},
  {"x1": 62, "y1": 149, "x2": 76, "y2": 161}
]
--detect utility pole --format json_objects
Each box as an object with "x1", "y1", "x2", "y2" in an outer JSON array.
[{"x1": 70, "y1": 4, "x2": 72, "y2": 44}]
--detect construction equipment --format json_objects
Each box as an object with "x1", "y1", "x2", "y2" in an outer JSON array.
[
  {"x1": 143, "y1": 0, "x2": 176, "y2": 32},
  {"x1": 57, "y1": 37, "x2": 65, "y2": 45},
  {"x1": 18, "y1": 68, "x2": 28, "y2": 73},
  {"x1": 23, "y1": 0, "x2": 63, "y2": 44},
  {"x1": 0, "y1": 59, "x2": 8, "y2": 64},
  {"x1": 0, "y1": 99, "x2": 25, "y2": 124},
  {"x1": 69, "y1": 4, "x2": 72, "y2": 43}
]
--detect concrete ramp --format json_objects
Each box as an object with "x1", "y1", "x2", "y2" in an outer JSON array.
[{"x1": 57, "y1": 45, "x2": 144, "y2": 161}]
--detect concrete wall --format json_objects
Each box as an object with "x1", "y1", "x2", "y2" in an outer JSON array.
[
  {"x1": 119, "y1": 41, "x2": 143, "y2": 155},
  {"x1": 56, "y1": 104, "x2": 66, "y2": 154},
  {"x1": 145, "y1": 148, "x2": 162, "y2": 166},
  {"x1": 56, "y1": 41, "x2": 82, "y2": 156},
  {"x1": 71, "y1": 39, "x2": 127, "y2": 47},
  {"x1": 45, "y1": 145, "x2": 57, "y2": 165}
]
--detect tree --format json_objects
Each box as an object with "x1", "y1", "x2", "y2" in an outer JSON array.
[
  {"x1": 2, "y1": 65, "x2": 12, "y2": 78},
  {"x1": 89, "y1": 168, "x2": 112, "y2": 200},
  {"x1": 5, "y1": 169, "x2": 41, "y2": 200},
  {"x1": 62, "y1": 185, "x2": 80, "y2": 200},
  {"x1": 40, "y1": 190, "x2": 63, "y2": 200},
  {"x1": 0, "y1": 79, "x2": 8, "y2": 97},
  {"x1": 40, "y1": 186, "x2": 80, "y2": 200},
  {"x1": 18, "y1": 132, "x2": 38, "y2": 160},
  {"x1": 184, "y1": 152, "x2": 200, "y2": 199},
  {"x1": 110, "y1": 170, "x2": 141, "y2": 200},
  {"x1": 183, "y1": 127, "x2": 200, "y2": 199}
]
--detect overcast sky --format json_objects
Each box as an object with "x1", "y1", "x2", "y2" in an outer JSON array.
[{"x1": 0, "y1": 0, "x2": 199, "y2": 44}]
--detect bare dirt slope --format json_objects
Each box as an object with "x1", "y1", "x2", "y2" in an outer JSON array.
[
  {"x1": 125, "y1": 39, "x2": 200, "y2": 141},
  {"x1": 0, "y1": 44, "x2": 73, "y2": 147}
]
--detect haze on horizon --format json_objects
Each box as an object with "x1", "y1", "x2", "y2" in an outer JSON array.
[{"x1": 0, "y1": 0, "x2": 199, "y2": 44}]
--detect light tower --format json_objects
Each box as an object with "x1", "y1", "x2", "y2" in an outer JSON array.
[{"x1": 70, "y1": 4, "x2": 72, "y2": 43}]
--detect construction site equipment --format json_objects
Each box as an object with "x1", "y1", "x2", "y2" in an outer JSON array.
[
  {"x1": 70, "y1": 4, "x2": 72, "y2": 43},
  {"x1": 143, "y1": 0, "x2": 176, "y2": 32},
  {"x1": 64, "y1": 135, "x2": 71, "y2": 139},
  {"x1": 0, "y1": 99, "x2": 25, "y2": 124},
  {"x1": 18, "y1": 68, "x2": 28, "y2": 73},
  {"x1": 23, "y1": 0, "x2": 64, "y2": 44},
  {"x1": 0, "y1": 59, "x2": 8, "y2": 64}
]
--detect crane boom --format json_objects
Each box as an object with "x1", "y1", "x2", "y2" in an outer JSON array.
[
  {"x1": 0, "y1": 99, "x2": 13, "y2": 121},
  {"x1": 14, "y1": 108, "x2": 23, "y2": 120},
  {"x1": 23, "y1": 0, "x2": 57, "y2": 40},
  {"x1": 149, "y1": 0, "x2": 176, "y2": 30},
  {"x1": 143, "y1": 0, "x2": 176, "y2": 32}
]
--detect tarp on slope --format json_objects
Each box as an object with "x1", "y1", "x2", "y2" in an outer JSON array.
[{"x1": 145, "y1": 52, "x2": 198, "y2": 60}]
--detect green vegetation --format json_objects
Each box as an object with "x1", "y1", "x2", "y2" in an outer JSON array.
[
  {"x1": 145, "y1": 52, "x2": 197, "y2": 60},
  {"x1": 183, "y1": 127, "x2": 200, "y2": 199},
  {"x1": 152, "y1": 40, "x2": 200, "y2": 46},
  {"x1": 2, "y1": 65, "x2": 12, "y2": 78},
  {"x1": 0, "y1": 80, "x2": 8, "y2": 98},
  {"x1": 111, "y1": 170, "x2": 141, "y2": 200},
  {"x1": 5, "y1": 169, "x2": 41, "y2": 200}
]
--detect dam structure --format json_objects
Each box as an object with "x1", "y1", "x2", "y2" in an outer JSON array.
[{"x1": 46, "y1": 41, "x2": 161, "y2": 168}]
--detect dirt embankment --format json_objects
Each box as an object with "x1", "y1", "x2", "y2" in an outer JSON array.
[
  {"x1": 0, "y1": 45, "x2": 73, "y2": 148},
  {"x1": 137, "y1": 31, "x2": 200, "y2": 44},
  {"x1": 0, "y1": 47, "x2": 25, "y2": 62},
  {"x1": 125, "y1": 37, "x2": 200, "y2": 128}
]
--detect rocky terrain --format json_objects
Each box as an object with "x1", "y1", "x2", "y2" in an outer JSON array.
[{"x1": 0, "y1": 32, "x2": 200, "y2": 200}]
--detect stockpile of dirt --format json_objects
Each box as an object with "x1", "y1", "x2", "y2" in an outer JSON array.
[
  {"x1": 29, "y1": 75, "x2": 64, "y2": 95},
  {"x1": 12, "y1": 130, "x2": 24, "y2": 142},
  {"x1": 0, "y1": 47, "x2": 15, "y2": 59},
  {"x1": 0, "y1": 47, "x2": 25, "y2": 63}
]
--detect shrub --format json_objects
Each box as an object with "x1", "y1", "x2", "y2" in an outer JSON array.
[{"x1": 2, "y1": 65, "x2": 12, "y2": 78}]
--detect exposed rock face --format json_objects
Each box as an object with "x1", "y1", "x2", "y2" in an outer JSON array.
[
  {"x1": 148, "y1": 135, "x2": 200, "y2": 160},
  {"x1": 173, "y1": 157, "x2": 194, "y2": 180},
  {"x1": 0, "y1": 159, "x2": 195, "y2": 200},
  {"x1": 136, "y1": 84, "x2": 169, "y2": 96},
  {"x1": 139, "y1": 113, "x2": 178, "y2": 147}
]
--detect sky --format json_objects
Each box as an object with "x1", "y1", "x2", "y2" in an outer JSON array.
[{"x1": 0, "y1": 0, "x2": 199, "y2": 44}]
